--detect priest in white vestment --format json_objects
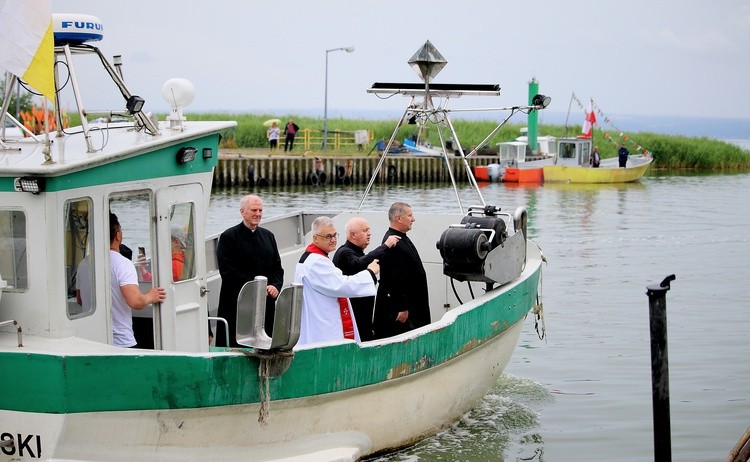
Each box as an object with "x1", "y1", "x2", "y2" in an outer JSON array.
[{"x1": 294, "y1": 216, "x2": 380, "y2": 346}]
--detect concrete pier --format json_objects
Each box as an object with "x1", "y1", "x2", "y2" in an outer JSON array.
[{"x1": 214, "y1": 152, "x2": 499, "y2": 187}]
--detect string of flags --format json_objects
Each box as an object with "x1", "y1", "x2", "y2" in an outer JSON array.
[{"x1": 572, "y1": 92, "x2": 652, "y2": 156}]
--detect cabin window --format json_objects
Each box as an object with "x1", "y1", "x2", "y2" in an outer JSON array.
[
  {"x1": 0, "y1": 209, "x2": 27, "y2": 291},
  {"x1": 560, "y1": 143, "x2": 576, "y2": 159},
  {"x1": 66, "y1": 198, "x2": 95, "y2": 318},
  {"x1": 108, "y1": 193, "x2": 154, "y2": 284},
  {"x1": 169, "y1": 202, "x2": 195, "y2": 282}
]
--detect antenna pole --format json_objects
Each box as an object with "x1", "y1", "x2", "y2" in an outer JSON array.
[{"x1": 564, "y1": 92, "x2": 574, "y2": 137}]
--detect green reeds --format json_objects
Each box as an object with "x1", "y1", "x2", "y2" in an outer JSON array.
[{"x1": 69, "y1": 112, "x2": 750, "y2": 170}]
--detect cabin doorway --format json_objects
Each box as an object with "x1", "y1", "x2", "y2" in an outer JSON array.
[
  {"x1": 108, "y1": 193, "x2": 158, "y2": 348},
  {"x1": 155, "y1": 184, "x2": 209, "y2": 352}
]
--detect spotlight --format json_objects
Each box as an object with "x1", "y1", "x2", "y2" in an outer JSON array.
[
  {"x1": 126, "y1": 95, "x2": 145, "y2": 114},
  {"x1": 176, "y1": 147, "x2": 197, "y2": 165},
  {"x1": 14, "y1": 177, "x2": 45, "y2": 194},
  {"x1": 532, "y1": 94, "x2": 551, "y2": 109}
]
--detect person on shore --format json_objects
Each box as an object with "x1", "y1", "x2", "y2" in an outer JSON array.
[
  {"x1": 332, "y1": 217, "x2": 400, "y2": 341},
  {"x1": 267, "y1": 122, "x2": 280, "y2": 150},
  {"x1": 216, "y1": 194, "x2": 283, "y2": 347},
  {"x1": 295, "y1": 216, "x2": 379, "y2": 346},
  {"x1": 373, "y1": 202, "x2": 430, "y2": 339},
  {"x1": 591, "y1": 146, "x2": 601, "y2": 168},
  {"x1": 618, "y1": 143, "x2": 630, "y2": 168},
  {"x1": 284, "y1": 118, "x2": 300, "y2": 152}
]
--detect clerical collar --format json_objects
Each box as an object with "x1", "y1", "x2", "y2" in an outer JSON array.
[{"x1": 305, "y1": 243, "x2": 328, "y2": 257}]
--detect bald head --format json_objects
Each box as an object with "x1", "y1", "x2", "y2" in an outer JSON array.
[
  {"x1": 240, "y1": 194, "x2": 263, "y2": 230},
  {"x1": 345, "y1": 216, "x2": 372, "y2": 249}
]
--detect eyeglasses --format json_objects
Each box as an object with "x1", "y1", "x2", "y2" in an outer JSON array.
[{"x1": 315, "y1": 233, "x2": 338, "y2": 242}]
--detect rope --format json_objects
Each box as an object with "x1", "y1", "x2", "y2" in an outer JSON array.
[
  {"x1": 258, "y1": 357, "x2": 271, "y2": 426},
  {"x1": 517, "y1": 447, "x2": 543, "y2": 461},
  {"x1": 229, "y1": 348, "x2": 295, "y2": 426},
  {"x1": 532, "y1": 249, "x2": 547, "y2": 342}
]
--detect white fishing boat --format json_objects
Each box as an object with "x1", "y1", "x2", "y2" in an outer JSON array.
[
  {"x1": 0, "y1": 18, "x2": 545, "y2": 461},
  {"x1": 496, "y1": 134, "x2": 557, "y2": 183}
]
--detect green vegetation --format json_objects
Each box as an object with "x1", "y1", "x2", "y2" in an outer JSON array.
[{"x1": 62, "y1": 111, "x2": 750, "y2": 170}]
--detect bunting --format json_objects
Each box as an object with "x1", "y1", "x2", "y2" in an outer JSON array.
[
  {"x1": 571, "y1": 92, "x2": 651, "y2": 156},
  {"x1": 0, "y1": 0, "x2": 56, "y2": 103}
]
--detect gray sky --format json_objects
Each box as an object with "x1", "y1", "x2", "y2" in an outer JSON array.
[{"x1": 46, "y1": 0, "x2": 750, "y2": 122}]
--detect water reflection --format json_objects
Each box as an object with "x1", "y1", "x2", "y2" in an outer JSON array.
[{"x1": 205, "y1": 174, "x2": 750, "y2": 461}]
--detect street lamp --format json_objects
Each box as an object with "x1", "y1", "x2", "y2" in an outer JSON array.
[{"x1": 323, "y1": 46, "x2": 354, "y2": 150}]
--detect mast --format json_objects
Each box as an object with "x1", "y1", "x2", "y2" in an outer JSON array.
[
  {"x1": 563, "y1": 92, "x2": 574, "y2": 137},
  {"x1": 527, "y1": 77, "x2": 539, "y2": 153}
]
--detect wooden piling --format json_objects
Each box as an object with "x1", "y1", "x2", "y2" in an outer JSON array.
[
  {"x1": 214, "y1": 152, "x2": 498, "y2": 187},
  {"x1": 646, "y1": 275, "x2": 676, "y2": 462}
]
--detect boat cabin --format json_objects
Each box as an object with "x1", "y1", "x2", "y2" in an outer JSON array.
[
  {"x1": 0, "y1": 16, "x2": 235, "y2": 352},
  {"x1": 497, "y1": 135, "x2": 556, "y2": 164},
  {"x1": 554, "y1": 137, "x2": 592, "y2": 166},
  {"x1": 497, "y1": 141, "x2": 529, "y2": 164},
  {"x1": 0, "y1": 126, "x2": 232, "y2": 352}
]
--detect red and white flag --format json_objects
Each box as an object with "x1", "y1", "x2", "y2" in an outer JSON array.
[{"x1": 582, "y1": 100, "x2": 596, "y2": 138}]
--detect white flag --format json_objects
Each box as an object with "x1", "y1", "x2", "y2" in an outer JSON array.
[{"x1": 0, "y1": 0, "x2": 55, "y2": 102}]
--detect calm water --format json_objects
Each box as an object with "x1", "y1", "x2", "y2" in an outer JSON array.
[{"x1": 207, "y1": 172, "x2": 750, "y2": 461}]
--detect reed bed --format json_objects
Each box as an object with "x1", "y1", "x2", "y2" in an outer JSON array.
[{"x1": 130, "y1": 112, "x2": 750, "y2": 170}]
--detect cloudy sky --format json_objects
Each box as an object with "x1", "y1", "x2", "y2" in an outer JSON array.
[{"x1": 43, "y1": 0, "x2": 750, "y2": 124}]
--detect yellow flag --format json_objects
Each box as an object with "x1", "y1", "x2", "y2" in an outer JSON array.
[{"x1": 0, "y1": 0, "x2": 56, "y2": 103}]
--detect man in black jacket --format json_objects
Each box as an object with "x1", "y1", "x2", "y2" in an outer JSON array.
[
  {"x1": 618, "y1": 143, "x2": 630, "y2": 168},
  {"x1": 373, "y1": 202, "x2": 431, "y2": 339},
  {"x1": 332, "y1": 217, "x2": 399, "y2": 341},
  {"x1": 216, "y1": 194, "x2": 283, "y2": 347}
]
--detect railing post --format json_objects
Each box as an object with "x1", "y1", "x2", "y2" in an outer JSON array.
[{"x1": 646, "y1": 274, "x2": 676, "y2": 462}]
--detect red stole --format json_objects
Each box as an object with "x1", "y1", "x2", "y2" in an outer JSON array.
[{"x1": 304, "y1": 244, "x2": 355, "y2": 339}]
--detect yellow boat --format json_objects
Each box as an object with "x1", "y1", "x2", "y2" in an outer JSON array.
[{"x1": 543, "y1": 138, "x2": 653, "y2": 183}]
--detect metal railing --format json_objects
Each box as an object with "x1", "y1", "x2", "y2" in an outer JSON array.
[{"x1": 288, "y1": 129, "x2": 374, "y2": 151}]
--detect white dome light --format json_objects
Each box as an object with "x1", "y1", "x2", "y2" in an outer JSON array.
[{"x1": 162, "y1": 78, "x2": 195, "y2": 130}]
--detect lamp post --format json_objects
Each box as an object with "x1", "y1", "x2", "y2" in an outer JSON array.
[{"x1": 323, "y1": 46, "x2": 354, "y2": 150}]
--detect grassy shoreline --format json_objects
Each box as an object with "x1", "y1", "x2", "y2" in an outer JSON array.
[{"x1": 200, "y1": 113, "x2": 750, "y2": 170}]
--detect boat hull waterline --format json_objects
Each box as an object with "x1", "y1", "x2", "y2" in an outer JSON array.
[
  {"x1": 2, "y1": 244, "x2": 542, "y2": 461},
  {"x1": 543, "y1": 156, "x2": 653, "y2": 183}
]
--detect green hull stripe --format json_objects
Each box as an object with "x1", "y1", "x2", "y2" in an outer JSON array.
[
  {"x1": 1, "y1": 269, "x2": 539, "y2": 414},
  {"x1": 0, "y1": 134, "x2": 219, "y2": 192}
]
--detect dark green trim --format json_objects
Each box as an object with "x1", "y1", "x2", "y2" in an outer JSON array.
[
  {"x1": 1, "y1": 269, "x2": 539, "y2": 414},
  {"x1": 0, "y1": 134, "x2": 220, "y2": 193}
]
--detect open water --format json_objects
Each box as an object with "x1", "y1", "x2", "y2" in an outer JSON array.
[{"x1": 207, "y1": 170, "x2": 750, "y2": 461}]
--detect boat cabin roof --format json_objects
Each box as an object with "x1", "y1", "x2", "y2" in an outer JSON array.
[
  {"x1": 555, "y1": 137, "x2": 592, "y2": 166},
  {"x1": 0, "y1": 121, "x2": 234, "y2": 179}
]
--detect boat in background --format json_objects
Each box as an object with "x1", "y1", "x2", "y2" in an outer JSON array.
[
  {"x1": 1, "y1": 23, "x2": 544, "y2": 462},
  {"x1": 543, "y1": 138, "x2": 653, "y2": 183},
  {"x1": 497, "y1": 133, "x2": 556, "y2": 183}
]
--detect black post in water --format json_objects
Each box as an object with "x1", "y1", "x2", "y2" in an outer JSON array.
[{"x1": 646, "y1": 274, "x2": 676, "y2": 462}]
